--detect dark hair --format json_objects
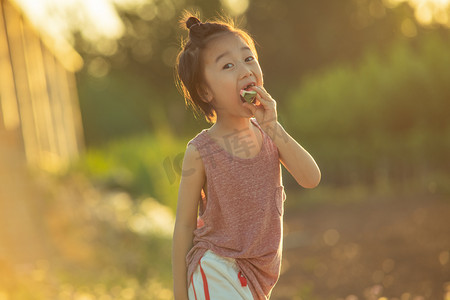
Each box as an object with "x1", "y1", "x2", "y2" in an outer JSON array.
[{"x1": 175, "y1": 12, "x2": 258, "y2": 123}]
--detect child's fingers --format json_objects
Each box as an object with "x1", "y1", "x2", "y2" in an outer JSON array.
[
  {"x1": 252, "y1": 86, "x2": 276, "y2": 108},
  {"x1": 243, "y1": 86, "x2": 277, "y2": 118}
]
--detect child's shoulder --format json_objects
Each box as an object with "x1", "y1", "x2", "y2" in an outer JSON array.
[
  {"x1": 184, "y1": 141, "x2": 201, "y2": 161},
  {"x1": 187, "y1": 128, "x2": 218, "y2": 159}
]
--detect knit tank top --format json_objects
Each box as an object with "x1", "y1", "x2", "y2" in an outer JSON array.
[{"x1": 186, "y1": 119, "x2": 285, "y2": 300}]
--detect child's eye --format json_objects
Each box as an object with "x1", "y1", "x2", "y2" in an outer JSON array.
[
  {"x1": 223, "y1": 63, "x2": 234, "y2": 69},
  {"x1": 245, "y1": 56, "x2": 255, "y2": 62}
]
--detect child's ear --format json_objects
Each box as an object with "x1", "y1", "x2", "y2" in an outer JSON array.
[{"x1": 197, "y1": 85, "x2": 213, "y2": 103}]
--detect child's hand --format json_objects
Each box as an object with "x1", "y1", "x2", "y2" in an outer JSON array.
[{"x1": 242, "y1": 85, "x2": 278, "y2": 136}]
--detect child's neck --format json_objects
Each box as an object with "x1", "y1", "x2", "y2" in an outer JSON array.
[
  {"x1": 210, "y1": 116, "x2": 252, "y2": 135},
  {"x1": 208, "y1": 115, "x2": 263, "y2": 160}
]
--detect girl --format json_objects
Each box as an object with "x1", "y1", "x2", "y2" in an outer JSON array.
[{"x1": 172, "y1": 12, "x2": 321, "y2": 300}]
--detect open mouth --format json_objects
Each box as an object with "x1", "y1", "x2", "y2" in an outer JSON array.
[{"x1": 240, "y1": 83, "x2": 257, "y2": 104}]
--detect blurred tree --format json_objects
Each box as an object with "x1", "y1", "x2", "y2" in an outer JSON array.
[
  {"x1": 70, "y1": 0, "x2": 450, "y2": 146},
  {"x1": 75, "y1": 0, "x2": 225, "y2": 145},
  {"x1": 283, "y1": 31, "x2": 450, "y2": 189},
  {"x1": 247, "y1": 0, "x2": 427, "y2": 93}
]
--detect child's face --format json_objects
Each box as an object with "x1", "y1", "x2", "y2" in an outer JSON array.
[{"x1": 201, "y1": 33, "x2": 263, "y2": 118}]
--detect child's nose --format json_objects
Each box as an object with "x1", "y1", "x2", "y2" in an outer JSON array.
[{"x1": 239, "y1": 65, "x2": 253, "y2": 79}]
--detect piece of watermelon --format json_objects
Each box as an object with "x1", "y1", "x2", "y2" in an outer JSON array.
[{"x1": 240, "y1": 90, "x2": 257, "y2": 104}]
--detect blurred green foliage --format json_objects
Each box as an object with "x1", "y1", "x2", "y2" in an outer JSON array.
[
  {"x1": 282, "y1": 31, "x2": 450, "y2": 192},
  {"x1": 77, "y1": 0, "x2": 445, "y2": 146},
  {"x1": 73, "y1": 132, "x2": 186, "y2": 211}
]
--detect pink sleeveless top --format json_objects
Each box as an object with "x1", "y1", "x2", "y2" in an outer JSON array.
[{"x1": 186, "y1": 119, "x2": 285, "y2": 299}]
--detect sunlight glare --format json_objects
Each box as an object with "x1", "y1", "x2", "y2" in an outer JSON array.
[
  {"x1": 12, "y1": 0, "x2": 147, "y2": 47},
  {"x1": 127, "y1": 198, "x2": 174, "y2": 237},
  {"x1": 220, "y1": 0, "x2": 249, "y2": 16},
  {"x1": 79, "y1": 0, "x2": 125, "y2": 40},
  {"x1": 384, "y1": 0, "x2": 450, "y2": 26},
  {"x1": 113, "y1": 0, "x2": 149, "y2": 10}
]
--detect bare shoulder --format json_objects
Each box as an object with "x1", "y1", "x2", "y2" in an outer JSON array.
[
  {"x1": 184, "y1": 142, "x2": 201, "y2": 160},
  {"x1": 175, "y1": 143, "x2": 205, "y2": 228},
  {"x1": 180, "y1": 143, "x2": 205, "y2": 184}
]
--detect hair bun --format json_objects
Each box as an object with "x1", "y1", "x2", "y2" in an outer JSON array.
[{"x1": 186, "y1": 16, "x2": 201, "y2": 30}]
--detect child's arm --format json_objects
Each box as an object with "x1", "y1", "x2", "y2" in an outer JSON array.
[
  {"x1": 269, "y1": 123, "x2": 321, "y2": 188},
  {"x1": 172, "y1": 144, "x2": 205, "y2": 300},
  {"x1": 243, "y1": 86, "x2": 321, "y2": 188}
]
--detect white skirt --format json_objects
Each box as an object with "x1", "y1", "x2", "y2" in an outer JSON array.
[{"x1": 188, "y1": 250, "x2": 254, "y2": 300}]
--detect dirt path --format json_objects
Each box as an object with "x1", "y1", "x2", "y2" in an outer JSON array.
[{"x1": 272, "y1": 194, "x2": 450, "y2": 300}]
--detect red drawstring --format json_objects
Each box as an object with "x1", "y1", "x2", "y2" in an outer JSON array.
[
  {"x1": 238, "y1": 271, "x2": 248, "y2": 287},
  {"x1": 190, "y1": 273, "x2": 198, "y2": 300},
  {"x1": 191, "y1": 259, "x2": 210, "y2": 300},
  {"x1": 199, "y1": 260, "x2": 210, "y2": 300},
  {"x1": 192, "y1": 259, "x2": 247, "y2": 299}
]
